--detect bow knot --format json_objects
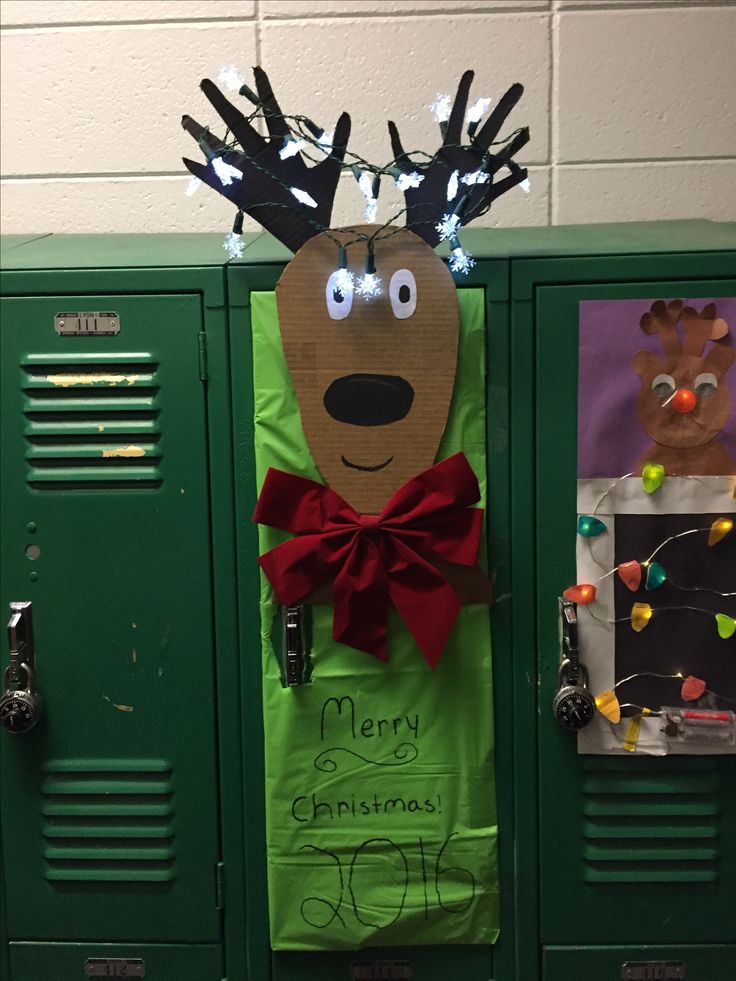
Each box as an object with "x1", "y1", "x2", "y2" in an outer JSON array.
[{"x1": 253, "y1": 452, "x2": 484, "y2": 667}]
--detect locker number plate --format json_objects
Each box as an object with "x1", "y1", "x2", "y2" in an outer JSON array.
[
  {"x1": 55, "y1": 311, "x2": 120, "y2": 335},
  {"x1": 84, "y1": 959, "x2": 145, "y2": 977},
  {"x1": 350, "y1": 961, "x2": 412, "y2": 980},
  {"x1": 622, "y1": 962, "x2": 686, "y2": 980}
]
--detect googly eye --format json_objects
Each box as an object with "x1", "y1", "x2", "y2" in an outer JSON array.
[
  {"x1": 326, "y1": 269, "x2": 354, "y2": 320},
  {"x1": 651, "y1": 373, "x2": 676, "y2": 399},
  {"x1": 389, "y1": 269, "x2": 417, "y2": 320},
  {"x1": 694, "y1": 372, "x2": 718, "y2": 398}
]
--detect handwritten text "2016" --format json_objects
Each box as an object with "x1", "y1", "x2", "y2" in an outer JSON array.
[{"x1": 299, "y1": 833, "x2": 477, "y2": 930}]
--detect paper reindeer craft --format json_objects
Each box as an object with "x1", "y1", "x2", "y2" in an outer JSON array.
[
  {"x1": 633, "y1": 300, "x2": 735, "y2": 475},
  {"x1": 183, "y1": 67, "x2": 529, "y2": 665}
]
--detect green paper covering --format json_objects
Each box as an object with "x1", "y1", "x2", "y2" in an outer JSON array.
[{"x1": 252, "y1": 289, "x2": 498, "y2": 950}]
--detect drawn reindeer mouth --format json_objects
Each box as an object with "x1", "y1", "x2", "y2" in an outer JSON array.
[{"x1": 341, "y1": 455, "x2": 394, "y2": 472}]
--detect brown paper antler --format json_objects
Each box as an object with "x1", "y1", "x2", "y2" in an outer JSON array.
[{"x1": 639, "y1": 299, "x2": 683, "y2": 356}]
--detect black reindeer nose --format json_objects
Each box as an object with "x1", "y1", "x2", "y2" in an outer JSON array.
[{"x1": 323, "y1": 374, "x2": 414, "y2": 427}]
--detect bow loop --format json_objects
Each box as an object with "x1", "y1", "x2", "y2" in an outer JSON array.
[{"x1": 253, "y1": 452, "x2": 484, "y2": 667}]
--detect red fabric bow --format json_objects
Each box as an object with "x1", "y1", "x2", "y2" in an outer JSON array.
[{"x1": 253, "y1": 452, "x2": 484, "y2": 667}]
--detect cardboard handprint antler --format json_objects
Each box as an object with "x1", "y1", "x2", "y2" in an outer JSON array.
[{"x1": 183, "y1": 68, "x2": 529, "y2": 665}]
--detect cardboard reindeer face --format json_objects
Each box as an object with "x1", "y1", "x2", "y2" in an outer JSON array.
[
  {"x1": 633, "y1": 301, "x2": 735, "y2": 453},
  {"x1": 276, "y1": 228, "x2": 458, "y2": 513}
]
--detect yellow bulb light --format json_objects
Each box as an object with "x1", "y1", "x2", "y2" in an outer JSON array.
[
  {"x1": 595, "y1": 689, "x2": 621, "y2": 723},
  {"x1": 631, "y1": 602, "x2": 653, "y2": 632},
  {"x1": 708, "y1": 517, "x2": 734, "y2": 546}
]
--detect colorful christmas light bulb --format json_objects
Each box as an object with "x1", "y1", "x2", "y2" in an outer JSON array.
[
  {"x1": 708, "y1": 517, "x2": 734, "y2": 546},
  {"x1": 641, "y1": 462, "x2": 665, "y2": 494},
  {"x1": 577, "y1": 515, "x2": 607, "y2": 537},
  {"x1": 617, "y1": 560, "x2": 643, "y2": 592},
  {"x1": 644, "y1": 561, "x2": 667, "y2": 591},
  {"x1": 595, "y1": 689, "x2": 621, "y2": 723},
  {"x1": 681, "y1": 675, "x2": 706, "y2": 702},
  {"x1": 631, "y1": 602, "x2": 653, "y2": 632},
  {"x1": 563, "y1": 583, "x2": 597, "y2": 605},
  {"x1": 715, "y1": 613, "x2": 736, "y2": 639}
]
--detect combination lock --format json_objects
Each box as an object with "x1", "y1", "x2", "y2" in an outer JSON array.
[
  {"x1": 0, "y1": 662, "x2": 40, "y2": 734},
  {"x1": 1, "y1": 601, "x2": 41, "y2": 734},
  {"x1": 552, "y1": 658, "x2": 596, "y2": 730}
]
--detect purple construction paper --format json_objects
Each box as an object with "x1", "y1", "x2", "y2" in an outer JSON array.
[{"x1": 578, "y1": 297, "x2": 736, "y2": 478}]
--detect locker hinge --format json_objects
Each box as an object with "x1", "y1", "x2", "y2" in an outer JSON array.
[
  {"x1": 198, "y1": 331, "x2": 208, "y2": 382},
  {"x1": 216, "y1": 861, "x2": 226, "y2": 910}
]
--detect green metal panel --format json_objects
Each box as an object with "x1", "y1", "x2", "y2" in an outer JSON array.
[
  {"x1": 238, "y1": 222, "x2": 736, "y2": 266},
  {"x1": 533, "y1": 272, "x2": 736, "y2": 954},
  {"x1": 0, "y1": 232, "x2": 262, "y2": 271},
  {"x1": 468, "y1": 219, "x2": 736, "y2": 260},
  {"x1": 543, "y1": 944, "x2": 735, "y2": 981},
  {"x1": 0, "y1": 292, "x2": 221, "y2": 944},
  {"x1": 10, "y1": 942, "x2": 222, "y2": 981}
]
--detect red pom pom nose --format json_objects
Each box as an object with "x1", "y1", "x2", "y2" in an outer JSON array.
[{"x1": 672, "y1": 388, "x2": 696, "y2": 413}]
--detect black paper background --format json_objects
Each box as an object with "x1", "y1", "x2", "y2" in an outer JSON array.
[{"x1": 614, "y1": 512, "x2": 736, "y2": 710}]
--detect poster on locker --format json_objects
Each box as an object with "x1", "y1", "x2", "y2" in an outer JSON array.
[{"x1": 575, "y1": 297, "x2": 736, "y2": 755}]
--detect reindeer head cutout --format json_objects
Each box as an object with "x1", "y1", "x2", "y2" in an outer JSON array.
[
  {"x1": 183, "y1": 67, "x2": 528, "y2": 512},
  {"x1": 632, "y1": 300, "x2": 736, "y2": 475}
]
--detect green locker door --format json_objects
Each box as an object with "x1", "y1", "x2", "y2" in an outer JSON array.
[
  {"x1": 228, "y1": 254, "x2": 521, "y2": 981},
  {"x1": 0, "y1": 293, "x2": 223, "y2": 975},
  {"x1": 534, "y1": 273, "x2": 736, "y2": 979}
]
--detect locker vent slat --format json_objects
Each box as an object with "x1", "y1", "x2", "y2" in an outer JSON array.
[
  {"x1": 41, "y1": 759, "x2": 175, "y2": 882},
  {"x1": 582, "y1": 761, "x2": 720, "y2": 884},
  {"x1": 22, "y1": 354, "x2": 162, "y2": 490}
]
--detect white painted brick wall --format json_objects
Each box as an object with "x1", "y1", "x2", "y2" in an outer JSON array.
[{"x1": 1, "y1": 0, "x2": 734, "y2": 234}]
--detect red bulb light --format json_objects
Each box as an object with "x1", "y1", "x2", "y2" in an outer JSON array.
[
  {"x1": 672, "y1": 388, "x2": 696, "y2": 413},
  {"x1": 563, "y1": 583, "x2": 597, "y2": 605}
]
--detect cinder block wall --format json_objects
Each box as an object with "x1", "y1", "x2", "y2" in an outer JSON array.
[{"x1": 1, "y1": 0, "x2": 734, "y2": 235}]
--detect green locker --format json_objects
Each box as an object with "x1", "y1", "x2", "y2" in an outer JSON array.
[
  {"x1": 516, "y1": 223, "x2": 736, "y2": 981},
  {"x1": 0, "y1": 236, "x2": 248, "y2": 981},
  {"x1": 2, "y1": 221, "x2": 735, "y2": 981}
]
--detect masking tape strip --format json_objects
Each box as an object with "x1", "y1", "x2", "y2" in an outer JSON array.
[{"x1": 622, "y1": 707, "x2": 652, "y2": 753}]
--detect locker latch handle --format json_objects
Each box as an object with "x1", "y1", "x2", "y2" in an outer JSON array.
[
  {"x1": 1, "y1": 602, "x2": 41, "y2": 734},
  {"x1": 559, "y1": 597, "x2": 579, "y2": 684},
  {"x1": 283, "y1": 605, "x2": 306, "y2": 687}
]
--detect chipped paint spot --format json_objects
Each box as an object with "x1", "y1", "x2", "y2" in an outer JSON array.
[
  {"x1": 132, "y1": 649, "x2": 137, "y2": 663},
  {"x1": 102, "y1": 445, "x2": 145, "y2": 458},
  {"x1": 157, "y1": 667, "x2": 164, "y2": 677},
  {"x1": 98, "y1": 425, "x2": 105, "y2": 432},
  {"x1": 132, "y1": 622, "x2": 138, "y2": 629},
  {"x1": 46, "y1": 372, "x2": 140, "y2": 388},
  {"x1": 180, "y1": 488, "x2": 185, "y2": 494},
  {"x1": 103, "y1": 695, "x2": 135, "y2": 712}
]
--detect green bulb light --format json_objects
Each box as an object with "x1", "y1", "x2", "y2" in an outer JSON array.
[{"x1": 577, "y1": 515, "x2": 607, "y2": 537}]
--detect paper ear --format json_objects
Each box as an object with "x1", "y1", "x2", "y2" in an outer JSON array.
[{"x1": 632, "y1": 349, "x2": 661, "y2": 378}]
